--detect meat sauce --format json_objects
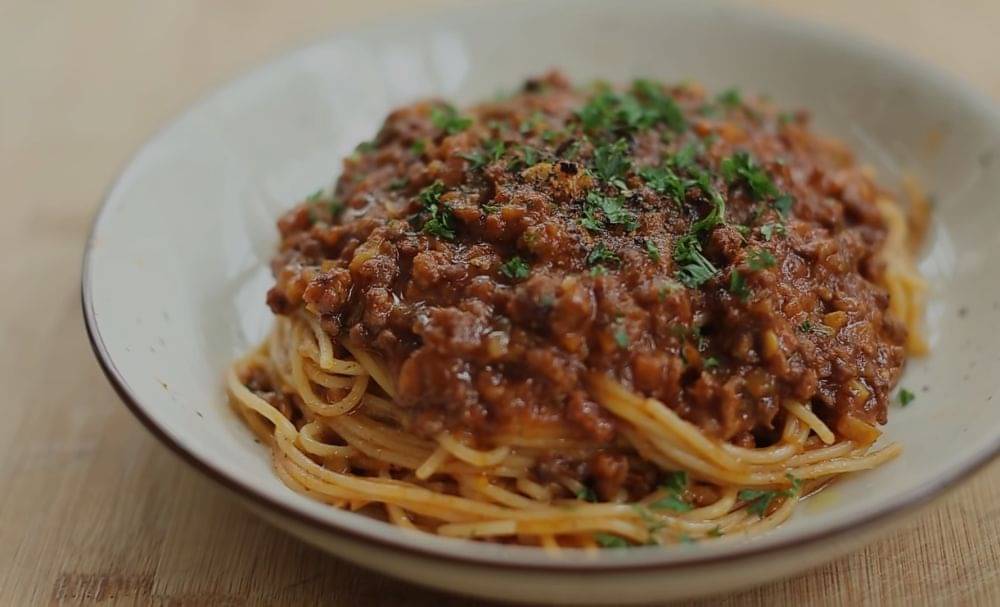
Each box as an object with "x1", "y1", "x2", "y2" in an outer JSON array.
[{"x1": 266, "y1": 71, "x2": 907, "y2": 462}]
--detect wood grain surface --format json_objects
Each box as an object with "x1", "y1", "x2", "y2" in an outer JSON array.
[{"x1": 2, "y1": 1, "x2": 998, "y2": 605}]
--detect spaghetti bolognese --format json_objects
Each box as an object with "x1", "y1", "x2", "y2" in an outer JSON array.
[{"x1": 228, "y1": 71, "x2": 926, "y2": 548}]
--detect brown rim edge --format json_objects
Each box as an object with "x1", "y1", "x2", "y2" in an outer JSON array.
[{"x1": 79, "y1": 0, "x2": 1000, "y2": 574}]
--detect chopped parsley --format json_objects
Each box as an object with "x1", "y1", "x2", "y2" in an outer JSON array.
[
  {"x1": 689, "y1": 169, "x2": 727, "y2": 233},
  {"x1": 519, "y1": 111, "x2": 545, "y2": 134},
  {"x1": 614, "y1": 326, "x2": 630, "y2": 348},
  {"x1": 649, "y1": 471, "x2": 692, "y2": 513},
  {"x1": 410, "y1": 139, "x2": 426, "y2": 155},
  {"x1": 703, "y1": 356, "x2": 720, "y2": 369},
  {"x1": 673, "y1": 234, "x2": 718, "y2": 288},
  {"x1": 799, "y1": 320, "x2": 835, "y2": 337},
  {"x1": 645, "y1": 239, "x2": 662, "y2": 262},
  {"x1": 630, "y1": 79, "x2": 687, "y2": 132},
  {"x1": 592, "y1": 138, "x2": 632, "y2": 184},
  {"x1": 720, "y1": 151, "x2": 779, "y2": 200},
  {"x1": 760, "y1": 222, "x2": 786, "y2": 241},
  {"x1": 773, "y1": 194, "x2": 795, "y2": 217},
  {"x1": 639, "y1": 164, "x2": 687, "y2": 203},
  {"x1": 716, "y1": 88, "x2": 742, "y2": 109},
  {"x1": 575, "y1": 485, "x2": 598, "y2": 502},
  {"x1": 414, "y1": 181, "x2": 456, "y2": 240},
  {"x1": 671, "y1": 142, "x2": 700, "y2": 171},
  {"x1": 708, "y1": 526, "x2": 724, "y2": 538},
  {"x1": 729, "y1": 269, "x2": 751, "y2": 302},
  {"x1": 388, "y1": 177, "x2": 408, "y2": 191},
  {"x1": 500, "y1": 256, "x2": 530, "y2": 280},
  {"x1": 662, "y1": 470, "x2": 688, "y2": 493},
  {"x1": 430, "y1": 105, "x2": 472, "y2": 134},
  {"x1": 306, "y1": 189, "x2": 324, "y2": 202},
  {"x1": 354, "y1": 140, "x2": 376, "y2": 153},
  {"x1": 581, "y1": 191, "x2": 639, "y2": 232},
  {"x1": 586, "y1": 242, "x2": 621, "y2": 267},
  {"x1": 460, "y1": 139, "x2": 506, "y2": 169},
  {"x1": 576, "y1": 89, "x2": 620, "y2": 133},
  {"x1": 576, "y1": 81, "x2": 686, "y2": 137},
  {"x1": 739, "y1": 473, "x2": 803, "y2": 517},
  {"x1": 594, "y1": 532, "x2": 629, "y2": 548},
  {"x1": 898, "y1": 388, "x2": 916, "y2": 407},
  {"x1": 748, "y1": 248, "x2": 777, "y2": 271}
]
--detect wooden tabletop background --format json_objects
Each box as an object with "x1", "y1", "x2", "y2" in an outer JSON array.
[{"x1": 2, "y1": 1, "x2": 998, "y2": 605}]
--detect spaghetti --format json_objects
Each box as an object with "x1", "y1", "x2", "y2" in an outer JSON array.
[{"x1": 228, "y1": 73, "x2": 926, "y2": 547}]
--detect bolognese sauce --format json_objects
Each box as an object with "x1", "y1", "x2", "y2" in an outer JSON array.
[{"x1": 254, "y1": 71, "x2": 911, "y2": 506}]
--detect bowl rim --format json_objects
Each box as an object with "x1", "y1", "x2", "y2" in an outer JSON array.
[{"x1": 81, "y1": 0, "x2": 1000, "y2": 573}]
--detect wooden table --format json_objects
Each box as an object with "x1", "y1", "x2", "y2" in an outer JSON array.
[{"x1": 2, "y1": 1, "x2": 998, "y2": 604}]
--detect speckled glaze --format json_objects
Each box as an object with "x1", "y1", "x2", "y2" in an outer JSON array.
[{"x1": 82, "y1": 1, "x2": 1000, "y2": 603}]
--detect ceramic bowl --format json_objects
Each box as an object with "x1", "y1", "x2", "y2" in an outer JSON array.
[{"x1": 82, "y1": 0, "x2": 1000, "y2": 603}]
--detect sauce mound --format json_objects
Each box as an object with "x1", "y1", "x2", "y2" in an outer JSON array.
[{"x1": 266, "y1": 71, "x2": 906, "y2": 458}]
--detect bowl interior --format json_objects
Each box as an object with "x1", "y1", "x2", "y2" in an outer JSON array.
[{"x1": 84, "y1": 0, "x2": 1000, "y2": 568}]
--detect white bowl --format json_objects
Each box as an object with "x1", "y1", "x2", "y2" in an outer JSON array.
[{"x1": 82, "y1": 0, "x2": 1000, "y2": 603}]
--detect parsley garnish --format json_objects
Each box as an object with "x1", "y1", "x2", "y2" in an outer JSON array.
[
  {"x1": 430, "y1": 105, "x2": 472, "y2": 134},
  {"x1": 576, "y1": 82, "x2": 686, "y2": 137},
  {"x1": 594, "y1": 533, "x2": 629, "y2": 548},
  {"x1": 614, "y1": 326, "x2": 629, "y2": 348},
  {"x1": 410, "y1": 139, "x2": 426, "y2": 155},
  {"x1": 703, "y1": 356, "x2": 720, "y2": 369},
  {"x1": 716, "y1": 88, "x2": 742, "y2": 109},
  {"x1": 739, "y1": 473, "x2": 803, "y2": 518},
  {"x1": 898, "y1": 388, "x2": 916, "y2": 406},
  {"x1": 799, "y1": 320, "x2": 834, "y2": 337},
  {"x1": 708, "y1": 526, "x2": 724, "y2": 538},
  {"x1": 689, "y1": 169, "x2": 726, "y2": 233},
  {"x1": 673, "y1": 234, "x2": 718, "y2": 288},
  {"x1": 648, "y1": 471, "x2": 692, "y2": 512},
  {"x1": 519, "y1": 111, "x2": 544, "y2": 134},
  {"x1": 645, "y1": 239, "x2": 661, "y2": 262},
  {"x1": 773, "y1": 194, "x2": 795, "y2": 217},
  {"x1": 575, "y1": 485, "x2": 598, "y2": 502},
  {"x1": 389, "y1": 177, "x2": 408, "y2": 191},
  {"x1": 460, "y1": 139, "x2": 505, "y2": 169},
  {"x1": 739, "y1": 490, "x2": 775, "y2": 516},
  {"x1": 760, "y1": 222, "x2": 786, "y2": 241},
  {"x1": 354, "y1": 140, "x2": 376, "y2": 153},
  {"x1": 593, "y1": 138, "x2": 632, "y2": 184},
  {"x1": 577, "y1": 89, "x2": 620, "y2": 133},
  {"x1": 721, "y1": 151, "x2": 779, "y2": 200},
  {"x1": 650, "y1": 494, "x2": 691, "y2": 513},
  {"x1": 729, "y1": 269, "x2": 751, "y2": 301},
  {"x1": 587, "y1": 242, "x2": 621, "y2": 267},
  {"x1": 500, "y1": 256, "x2": 530, "y2": 280},
  {"x1": 581, "y1": 191, "x2": 639, "y2": 232},
  {"x1": 748, "y1": 249, "x2": 777, "y2": 271},
  {"x1": 663, "y1": 471, "x2": 688, "y2": 493},
  {"x1": 639, "y1": 164, "x2": 687, "y2": 203},
  {"x1": 631, "y1": 79, "x2": 686, "y2": 132},
  {"x1": 415, "y1": 181, "x2": 455, "y2": 240},
  {"x1": 671, "y1": 142, "x2": 700, "y2": 170}
]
